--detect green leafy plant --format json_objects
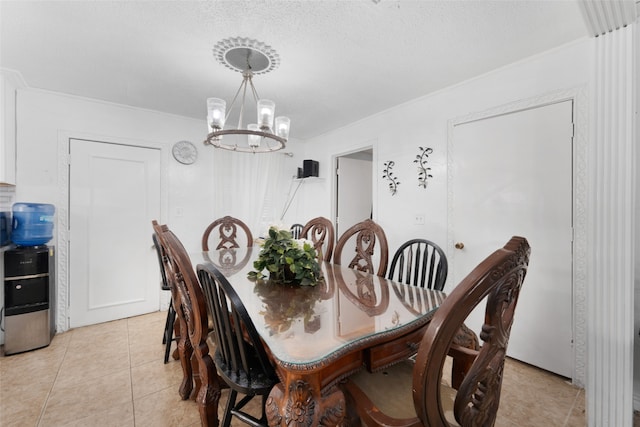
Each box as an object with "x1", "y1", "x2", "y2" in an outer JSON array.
[{"x1": 248, "y1": 226, "x2": 323, "y2": 286}]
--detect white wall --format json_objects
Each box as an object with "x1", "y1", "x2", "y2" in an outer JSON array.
[
  {"x1": 16, "y1": 89, "x2": 213, "y2": 250},
  {"x1": 294, "y1": 39, "x2": 592, "y2": 281}
]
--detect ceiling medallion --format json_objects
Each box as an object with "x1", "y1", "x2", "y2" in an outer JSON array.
[
  {"x1": 204, "y1": 37, "x2": 289, "y2": 153},
  {"x1": 212, "y1": 37, "x2": 280, "y2": 75}
]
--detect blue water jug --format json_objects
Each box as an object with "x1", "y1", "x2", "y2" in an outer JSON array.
[
  {"x1": 0, "y1": 211, "x2": 9, "y2": 246},
  {"x1": 11, "y1": 203, "x2": 55, "y2": 246}
]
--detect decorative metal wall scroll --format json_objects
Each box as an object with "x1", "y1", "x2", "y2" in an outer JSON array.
[
  {"x1": 382, "y1": 161, "x2": 400, "y2": 195},
  {"x1": 414, "y1": 146, "x2": 433, "y2": 188},
  {"x1": 381, "y1": 147, "x2": 434, "y2": 195}
]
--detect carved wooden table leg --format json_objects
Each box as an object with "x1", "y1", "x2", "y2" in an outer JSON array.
[{"x1": 265, "y1": 374, "x2": 345, "y2": 427}]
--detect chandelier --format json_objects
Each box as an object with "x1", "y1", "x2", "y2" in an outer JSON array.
[{"x1": 204, "y1": 38, "x2": 290, "y2": 153}]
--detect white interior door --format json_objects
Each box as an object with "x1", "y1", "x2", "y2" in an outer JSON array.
[
  {"x1": 69, "y1": 139, "x2": 161, "y2": 327},
  {"x1": 335, "y1": 154, "x2": 372, "y2": 238},
  {"x1": 450, "y1": 101, "x2": 573, "y2": 378}
]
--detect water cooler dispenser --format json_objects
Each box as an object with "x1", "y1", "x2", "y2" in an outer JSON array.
[{"x1": 2, "y1": 202, "x2": 56, "y2": 355}]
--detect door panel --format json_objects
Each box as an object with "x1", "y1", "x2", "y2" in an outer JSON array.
[
  {"x1": 69, "y1": 139, "x2": 160, "y2": 327},
  {"x1": 451, "y1": 101, "x2": 573, "y2": 378}
]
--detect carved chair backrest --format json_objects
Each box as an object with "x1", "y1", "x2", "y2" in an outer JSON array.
[
  {"x1": 333, "y1": 219, "x2": 389, "y2": 277},
  {"x1": 301, "y1": 216, "x2": 335, "y2": 262},
  {"x1": 152, "y1": 231, "x2": 171, "y2": 292},
  {"x1": 290, "y1": 223, "x2": 304, "y2": 239},
  {"x1": 151, "y1": 221, "x2": 195, "y2": 400},
  {"x1": 413, "y1": 236, "x2": 530, "y2": 427},
  {"x1": 162, "y1": 226, "x2": 220, "y2": 426},
  {"x1": 388, "y1": 239, "x2": 448, "y2": 291},
  {"x1": 202, "y1": 216, "x2": 254, "y2": 251}
]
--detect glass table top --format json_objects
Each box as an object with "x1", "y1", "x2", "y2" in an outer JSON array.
[{"x1": 195, "y1": 247, "x2": 445, "y2": 367}]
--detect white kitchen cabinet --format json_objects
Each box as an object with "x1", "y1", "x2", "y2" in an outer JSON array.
[{"x1": 0, "y1": 70, "x2": 18, "y2": 185}]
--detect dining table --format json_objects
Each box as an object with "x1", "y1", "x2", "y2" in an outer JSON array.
[{"x1": 196, "y1": 246, "x2": 446, "y2": 427}]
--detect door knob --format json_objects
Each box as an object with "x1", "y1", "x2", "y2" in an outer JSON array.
[{"x1": 454, "y1": 242, "x2": 465, "y2": 250}]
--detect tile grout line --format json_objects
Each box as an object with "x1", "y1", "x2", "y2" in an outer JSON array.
[
  {"x1": 561, "y1": 387, "x2": 583, "y2": 427},
  {"x1": 36, "y1": 331, "x2": 73, "y2": 427},
  {"x1": 127, "y1": 317, "x2": 137, "y2": 427}
]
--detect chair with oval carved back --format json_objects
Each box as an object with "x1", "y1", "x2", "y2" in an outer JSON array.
[
  {"x1": 300, "y1": 216, "x2": 335, "y2": 262},
  {"x1": 333, "y1": 218, "x2": 388, "y2": 277},
  {"x1": 341, "y1": 236, "x2": 531, "y2": 427},
  {"x1": 202, "y1": 216, "x2": 254, "y2": 251},
  {"x1": 161, "y1": 225, "x2": 222, "y2": 427}
]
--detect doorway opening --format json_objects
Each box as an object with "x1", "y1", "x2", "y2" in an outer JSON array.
[{"x1": 334, "y1": 148, "x2": 373, "y2": 238}]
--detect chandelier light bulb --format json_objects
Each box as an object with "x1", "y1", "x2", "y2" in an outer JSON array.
[
  {"x1": 247, "y1": 124, "x2": 261, "y2": 148},
  {"x1": 275, "y1": 116, "x2": 290, "y2": 140},
  {"x1": 257, "y1": 99, "x2": 275, "y2": 131},
  {"x1": 207, "y1": 98, "x2": 226, "y2": 130}
]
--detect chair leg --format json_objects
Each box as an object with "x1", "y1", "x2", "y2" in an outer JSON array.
[
  {"x1": 162, "y1": 299, "x2": 173, "y2": 344},
  {"x1": 260, "y1": 394, "x2": 269, "y2": 424},
  {"x1": 164, "y1": 302, "x2": 176, "y2": 364},
  {"x1": 222, "y1": 390, "x2": 238, "y2": 427}
]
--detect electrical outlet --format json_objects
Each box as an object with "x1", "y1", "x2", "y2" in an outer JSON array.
[{"x1": 414, "y1": 214, "x2": 425, "y2": 225}]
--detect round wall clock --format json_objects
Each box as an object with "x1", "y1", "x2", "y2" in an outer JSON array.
[{"x1": 172, "y1": 140, "x2": 198, "y2": 165}]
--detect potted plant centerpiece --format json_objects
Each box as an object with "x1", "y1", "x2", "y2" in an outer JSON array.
[{"x1": 248, "y1": 225, "x2": 323, "y2": 286}]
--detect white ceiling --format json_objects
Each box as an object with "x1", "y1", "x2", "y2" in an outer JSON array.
[{"x1": 0, "y1": 1, "x2": 589, "y2": 141}]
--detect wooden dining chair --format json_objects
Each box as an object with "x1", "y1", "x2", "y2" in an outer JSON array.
[
  {"x1": 161, "y1": 225, "x2": 221, "y2": 427},
  {"x1": 202, "y1": 215, "x2": 254, "y2": 251},
  {"x1": 388, "y1": 238, "x2": 448, "y2": 291},
  {"x1": 152, "y1": 231, "x2": 178, "y2": 364},
  {"x1": 290, "y1": 223, "x2": 304, "y2": 239},
  {"x1": 388, "y1": 238, "x2": 477, "y2": 380},
  {"x1": 334, "y1": 218, "x2": 389, "y2": 277},
  {"x1": 300, "y1": 216, "x2": 335, "y2": 262},
  {"x1": 197, "y1": 263, "x2": 279, "y2": 427},
  {"x1": 151, "y1": 221, "x2": 194, "y2": 400},
  {"x1": 341, "y1": 236, "x2": 531, "y2": 427}
]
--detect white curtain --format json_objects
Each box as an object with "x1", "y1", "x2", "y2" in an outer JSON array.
[{"x1": 212, "y1": 149, "x2": 285, "y2": 239}]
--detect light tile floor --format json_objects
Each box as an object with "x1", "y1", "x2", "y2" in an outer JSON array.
[{"x1": 0, "y1": 311, "x2": 586, "y2": 426}]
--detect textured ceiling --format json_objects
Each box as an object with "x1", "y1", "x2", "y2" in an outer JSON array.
[{"x1": 0, "y1": 1, "x2": 589, "y2": 140}]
